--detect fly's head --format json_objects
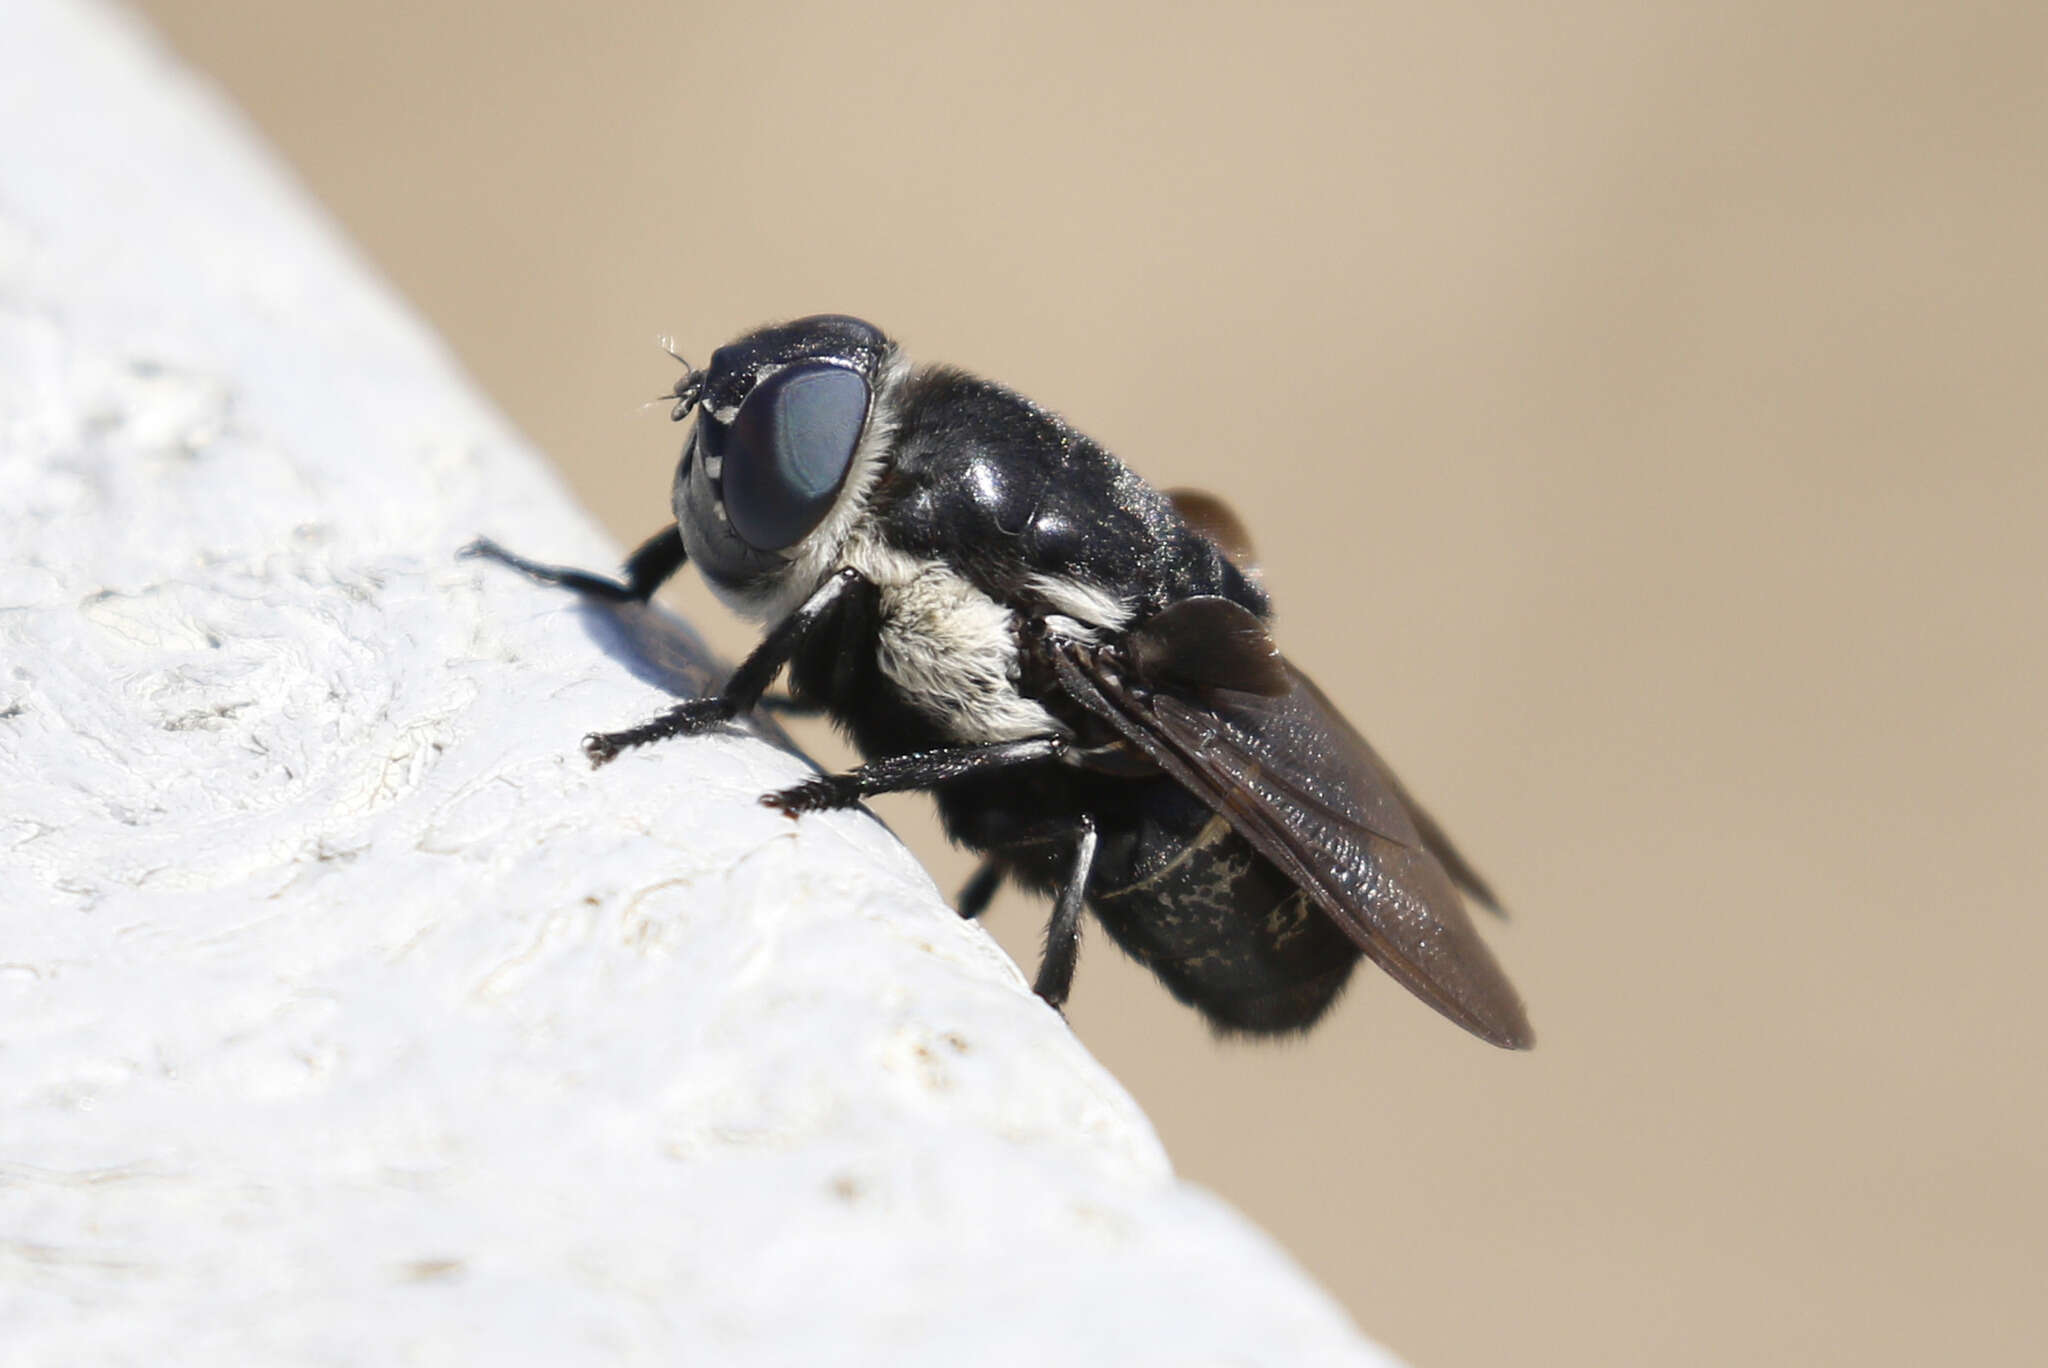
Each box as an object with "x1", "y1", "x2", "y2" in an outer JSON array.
[{"x1": 670, "y1": 314, "x2": 906, "y2": 617}]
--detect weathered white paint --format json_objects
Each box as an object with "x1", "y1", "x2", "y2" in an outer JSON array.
[{"x1": 0, "y1": 2, "x2": 1401, "y2": 1363}]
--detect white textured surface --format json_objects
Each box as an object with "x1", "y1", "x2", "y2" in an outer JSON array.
[{"x1": 0, "y1": 2, "x2": 1398, "y2": 1363}]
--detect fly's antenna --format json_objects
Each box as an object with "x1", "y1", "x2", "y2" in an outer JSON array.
[{"x1": 658, "y1": 335, "x2": 705, "y2": 421}]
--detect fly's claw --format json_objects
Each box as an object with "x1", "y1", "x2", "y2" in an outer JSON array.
[{"x1": 762, "y1": 776, "x2": 857, "y2": 818}]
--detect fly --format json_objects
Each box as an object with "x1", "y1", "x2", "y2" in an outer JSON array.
[{"x1": 466, "y1": 314, "x2": 1531, "y2": 1047}]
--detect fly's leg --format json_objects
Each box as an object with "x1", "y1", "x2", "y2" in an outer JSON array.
[
  {"x1": 1033, "y1": 816, "x2": 1097, "y2": 1012},
  {"x1": 462, "y1": 526, "x2": 686, "y2": 603},
  {"x1": 956, "y1": 860, "x2": 1005, "y2": 920},
  {"x1": 762, "y1": 736, "x2": 1068, "y2": 814},
  {"x1": 584, "y1": 567, "x2": 870, "y2": 766},
  {"x1": 467, "y1": 528, "x2": 824, "y2": 719},
  {"x1": 767, "y1": 738, "x2": 1097, "y2": 1015}
]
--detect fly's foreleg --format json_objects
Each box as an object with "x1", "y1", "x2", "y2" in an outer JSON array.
[
  {"x1": 584, "y1": 567, "x2": 869, "y2": 766},
  {"x1": 462, "y1": 526, "x2": 687, "y2": 603}
]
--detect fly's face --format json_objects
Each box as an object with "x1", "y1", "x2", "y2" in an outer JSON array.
[{"x1": 671, "y1": 314, "x2": 903, "y2": 618}]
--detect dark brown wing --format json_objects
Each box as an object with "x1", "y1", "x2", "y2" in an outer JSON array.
[{"x1": 1050, "y1": 611, "x2": 1532, "y2": 1048}]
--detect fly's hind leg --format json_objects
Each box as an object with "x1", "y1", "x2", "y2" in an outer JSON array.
[
  {"x1": 759, "y1": 737, "x2": 1095, "y2": 1013},
  {"x1": 956, "y1": 860, "x2": 1005, "y2": 920},
  {"x1": 1032, "y1": 816, "x2": 1097, "y2": 1012}
]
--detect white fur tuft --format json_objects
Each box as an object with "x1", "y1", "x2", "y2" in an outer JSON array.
[
  {"x1": 841, "y1": 537, "x2": 1064, "y2": 743},
  {"x1": 1024, "y1": 572, "x2": 1134, "y2": 635}
]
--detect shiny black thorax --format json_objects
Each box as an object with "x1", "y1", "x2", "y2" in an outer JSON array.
[
  {"x1": 872, "y1": 367, "x2": 1259, "y2": 616},
  {"x1": 784, "y1": 366, "x2": 1361, "y2": 1032}
]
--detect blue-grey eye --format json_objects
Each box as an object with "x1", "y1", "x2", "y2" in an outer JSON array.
[{"x1": 721, "y1": 363, "x2": 870, "y2": 551}]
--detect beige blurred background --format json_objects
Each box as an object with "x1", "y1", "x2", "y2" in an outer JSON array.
[{"x1": 131, "y1": 2, "x2": 2045, "y2": 1363}]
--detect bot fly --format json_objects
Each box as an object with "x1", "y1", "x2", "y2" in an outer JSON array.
[{"x1": 467, "y1": 314, "x2": 1531, "y2": 1047}]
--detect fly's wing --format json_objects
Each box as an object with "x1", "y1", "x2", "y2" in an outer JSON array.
[
  {"x1": 1050, "y1": 598, "x2": 1532, "y2": 1048},
  {"x1": 1287, "y1": 669, "x2": 1504, "y2": 916}
]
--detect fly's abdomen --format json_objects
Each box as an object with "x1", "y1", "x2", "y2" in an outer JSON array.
[{"x1": 1088, "y1": 789, "x2": 1360, "y2": 1035}]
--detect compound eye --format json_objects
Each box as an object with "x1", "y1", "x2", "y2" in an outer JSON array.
[{"x1": 722, "y1": 363, "x2": 870, "y2": 551}]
